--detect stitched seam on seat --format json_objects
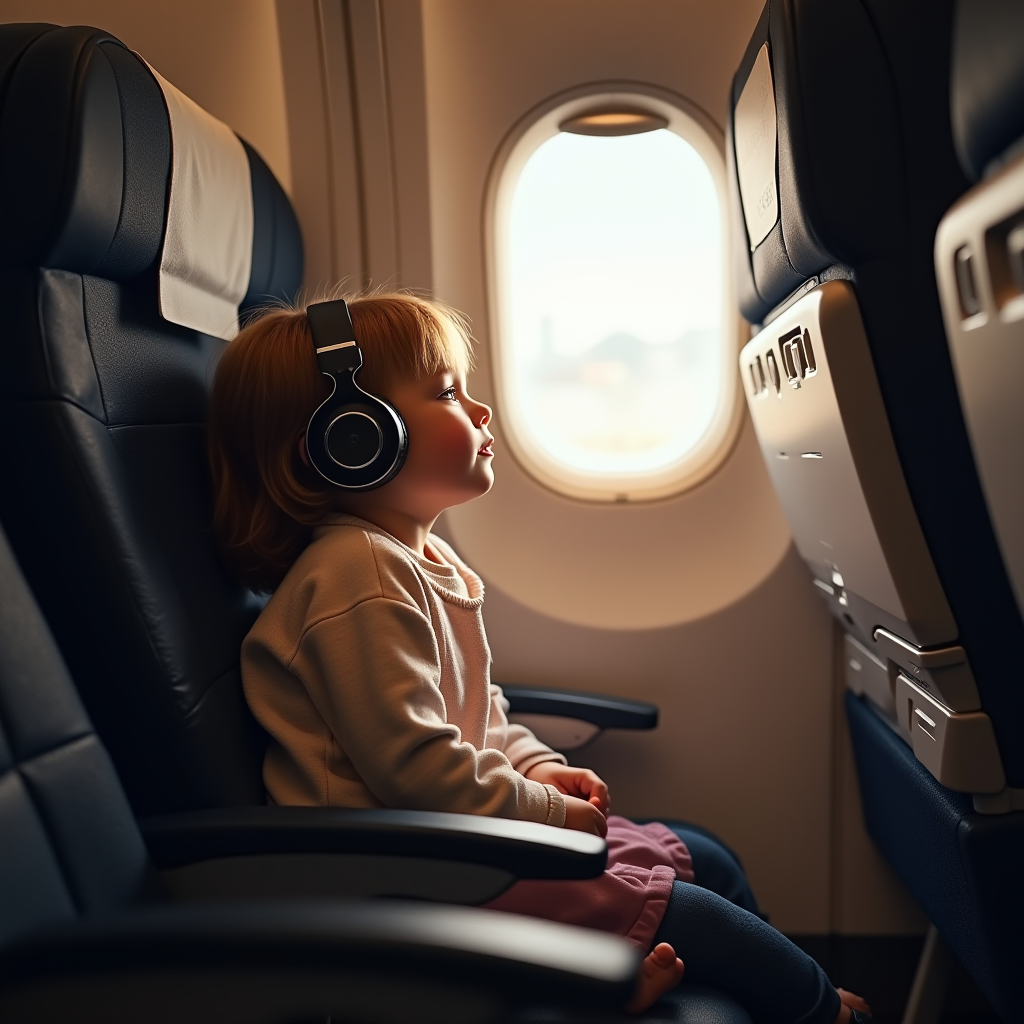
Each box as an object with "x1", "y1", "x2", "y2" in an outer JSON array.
[
  {"x1": 78, "y1": 277, "x2": 112, "y2": 419},
  {"x1": 0, "y1": 763, "x2": 82, "y2": 916},
  {"x1": 180, "y1": 664, "x2": 240, "y2": 724},
  {"x1": 2, "y1": 394, "x2": 106, "y2": 425},
  {"x1": 13, "y1": 731, "x2": 100, "y2": 916},
  {"x1": 44, "y1": 411, "x2": 200, "y2": 699},
  {"x1": 12, "y1": 728, "x2": 96, "y2": 776},
  {"x1": 107, "y1": 421, "x2": 206, "y2": 431},
  {"x1": 48, "y1": 408, "x2": 171, "y2": 682}
]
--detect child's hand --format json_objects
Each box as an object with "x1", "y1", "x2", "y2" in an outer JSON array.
[
  {"x1": 525, "y1": 762, "x2": 610, "y2": 815},
  {"x1": 563, "y1": 795, "x2": 609, "y2": 837}
]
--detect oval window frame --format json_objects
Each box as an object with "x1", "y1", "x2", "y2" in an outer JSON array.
[{"x1": 485, "y1": 84, "x2": 742, "y2": 503}]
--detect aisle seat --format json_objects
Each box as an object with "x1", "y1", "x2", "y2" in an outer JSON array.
[
  {"x1": 935, "y1": 0, "x2": 1024, "y2": 671},
  {"x1": 728, "y1": 1, "x2": 1024, "y2": 1018}
]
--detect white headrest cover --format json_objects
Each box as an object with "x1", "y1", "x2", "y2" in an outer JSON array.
[{"x1": 146, "y1": 62, "x2": 253, "y2": 340}]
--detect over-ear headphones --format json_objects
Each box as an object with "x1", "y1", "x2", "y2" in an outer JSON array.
[{"x1": 305, "y1": 299, "x2": 408, "y2": 490}]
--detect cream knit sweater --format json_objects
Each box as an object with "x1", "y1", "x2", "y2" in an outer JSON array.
[{"x1": 242, "y1": 514, "x2": 567, "y2": 826}]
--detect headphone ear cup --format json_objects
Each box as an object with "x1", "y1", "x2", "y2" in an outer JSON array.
[
  {"x1": 307, "y1": 374, "x2": 408, "y2": 490},
  {"x1": 371, "y1": 393, "x2": 409, "y2": 481}
]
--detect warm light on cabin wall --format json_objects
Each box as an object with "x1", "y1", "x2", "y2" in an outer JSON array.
[{"x1": 488, "y1": 89, "x2": 737, "y2": 502}]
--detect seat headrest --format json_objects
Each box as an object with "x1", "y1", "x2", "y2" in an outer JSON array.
[
  {"x1": 0, "y1": 25, "x2": 301, "y2": 331},
  {"x1": 951, "y1": 0, "x2": 1024, "y2": 181},
  {"x1": 727, "y1": 0, "x2": 908, "y2": 323}
]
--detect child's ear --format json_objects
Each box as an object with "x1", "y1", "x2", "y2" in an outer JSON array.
[{"x1": 297, "y1": 435, "x2": 311, "y2": 467}]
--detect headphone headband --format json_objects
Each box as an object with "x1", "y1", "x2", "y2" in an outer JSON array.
[
  {"x1": 308, "y1": 300, "x2": 362, "y2": 374},
  {"x1": 305, "y1": 299, "x2": 409, "y2": 490}
]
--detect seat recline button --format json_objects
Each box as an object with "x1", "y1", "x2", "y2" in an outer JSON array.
[{"x1": 894, "y1": 672, "x2": 1005, "y2": 794}]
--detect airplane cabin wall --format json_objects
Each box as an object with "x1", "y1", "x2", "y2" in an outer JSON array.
[
  {"x1": 0, "y1": 0, "x2": 293, "y2": 195},
  {"x1": 418, "y1": 0, "x2": 924, "y2": 936},
  {"x1": 0, "y1": 0, "x2": 926, "y2": 937}
]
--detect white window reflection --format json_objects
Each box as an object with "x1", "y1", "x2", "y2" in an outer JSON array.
[{"x1": 499, "y1": 120, "x2": 728, "y2": 499}]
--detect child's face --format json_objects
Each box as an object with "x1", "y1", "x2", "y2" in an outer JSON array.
[{"x1": 381, "y1": 368, "x2": 494, "y2": 517}]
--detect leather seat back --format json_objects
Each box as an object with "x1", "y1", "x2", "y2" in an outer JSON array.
[
  {"x1": 935, "y1": 0, "x2": 1024, "y2": 677},
  {"x1": 729, "y1": 0, "x2": 1024, "y2": 795},
  {"x1": 0, "y1": 25, "x2": 302, "y2": 815},
  {"x1": 0, "y1": 520, "x2": 158, "y2": 946}
]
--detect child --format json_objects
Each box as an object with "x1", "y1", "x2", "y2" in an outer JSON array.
[{"x1": 208, "y1": 293, "x2": 870, "y2": 1021}]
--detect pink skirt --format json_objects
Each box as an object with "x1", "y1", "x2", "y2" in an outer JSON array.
[{"x1": 484, "y1": 816, "x2": 694, "y2": 951}]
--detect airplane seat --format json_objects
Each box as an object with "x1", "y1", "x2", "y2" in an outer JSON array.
[
  {"x1": 0, "y1": 515, "x2": 657, "y2": 1022},
  {"x1": 0, "y1": 33, "x2": 749, "y2": 1007},
  {"x1": 0, "y1": 24, "x2": 301, "y2": 816},
  {"x1": 729, "y1": 1, "x2": 1024, "y2": 1018},
  {"x1": 935, "y1": 0, "x2": 1024, "y2": 708},
  {"x1": 0, "y1": 24, "x2": 658, "y2": 826}
]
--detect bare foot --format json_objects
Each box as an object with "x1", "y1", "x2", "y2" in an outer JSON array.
[
  {"x1": 835, "y1": 988, "x2": 872, "y2": 1022},
  {"x1": 626, "y1": 942, "x2": 685, "y2": 1014}
]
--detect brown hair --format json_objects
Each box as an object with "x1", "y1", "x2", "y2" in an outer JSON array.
[{"x1": 208, "y1": 291, "x2": 474, "y2": 592}]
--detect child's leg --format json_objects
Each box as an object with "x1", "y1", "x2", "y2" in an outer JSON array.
[
  {"x1": 663, "y1": 823, "x2": 763, "y2": 917},
  {"x1": 653, "y1": 882, "x2": 841, "y2": 1024}
]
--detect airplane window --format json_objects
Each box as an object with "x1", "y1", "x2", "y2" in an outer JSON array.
[{"x1": 490, "y1": 95, "x2": 734, "y2": 502}]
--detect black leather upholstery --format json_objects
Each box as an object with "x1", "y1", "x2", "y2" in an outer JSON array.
[
  {"x1": 951, "y1": 0, "x2": 1024, "y2": 182},
  {"x1": 729, "y1": 1, "x2": 918, "y2": 323},
  {"x1": 0, "y1": 512, "x2": 749, "y2": 1024},
  {"x1": 0, "y1": 516, "x2": 652, "y2": 1021},
  {"x1": 139, "y1": 805, "x2": 608, "y2": 877},
  {"x1": 0, "y1": 902, "x2": 646, "y2": 1023},
  {"x1": 730, "y1": 0, "x2": 1024, "y2": 787},
  {"x1": 729, "y1": 1, "x2": 901, "y2": 317},
  {"x1": 0, "y1": 26, "x2": 301, "y2": 814},
  {"x1": 0, "y1": 519, "x2": 159, "y2": 948}
]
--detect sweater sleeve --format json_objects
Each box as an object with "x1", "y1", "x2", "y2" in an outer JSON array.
[
  {"x1": 487, "y1": 684, "x2": 567, "y2": 778},
  {"x1": 292, "y1": 597, "x2": 564, "y2": 826}
]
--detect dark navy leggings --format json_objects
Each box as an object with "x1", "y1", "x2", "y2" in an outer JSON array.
[
  {"x1": 664, "y1": 822, "x2": 762, "y2": 917},
  {"x1": 653, "y1": 823, "x2": 840, "y2": 1024}
]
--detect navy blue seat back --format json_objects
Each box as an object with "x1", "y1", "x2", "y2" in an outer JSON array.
[{"x1": 0, "y1": 25, "x2": 302, "y2": 815}]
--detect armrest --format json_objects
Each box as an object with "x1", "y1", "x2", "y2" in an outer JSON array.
[
  {"x1": 501, "y1": 685, "x2": 658, "y2": 729},
  {"x1": 0, "y1": 900, "x2": 639, "y2": 1022},
  {"x1": 139, "y1": 806, "x2": 604, "y2": 876}
]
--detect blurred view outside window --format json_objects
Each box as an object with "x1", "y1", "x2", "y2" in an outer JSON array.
[{"x1": 505, "y1": 127, "x2": 723, "y2": 484}]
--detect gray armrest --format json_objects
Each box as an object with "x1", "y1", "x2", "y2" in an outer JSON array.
[
  {"x1": 140, "y1": 806, "x2": 606, "y2": 905},
  {"x1": 501, "y1": 686, "x2": 658, "y2": 729},
  {"x1": 0, "y1": 900, "x2": 639, "y2": 1023},
  {"x1": 502, "y1": 685, "x2": 658, "y2": 750}
]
